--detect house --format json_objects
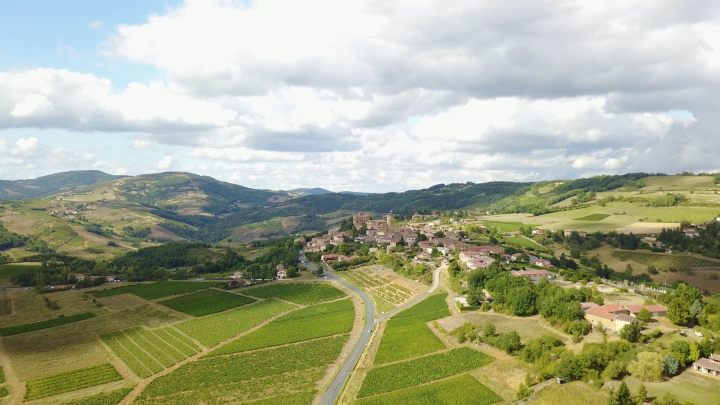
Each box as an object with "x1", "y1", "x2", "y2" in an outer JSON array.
[
  {"x1": 232, "y1": 271, "x2": 244, "y2": 280},
  {"x1": 532, "y1": 258, "x2": 553, "y2": 268},
  {"x1": 692, "y1": 354, "x2": 720, "y2": 378},
  {"x1": 467, "y1": 257, "x2": 494, "y2": 269},
  {"x1": 321, "y1": 254, "x2": 339, "y2": 262},
  {"x1": 511, "y1": 269, "x2": 554, "y2": 283},
  {"x1": 276, "y1": 265, "x2": 287, "y2": 280},
  {"x1": 583, "y1": 303, "x2": 666, "y2": 332},
  {"x1": 415, "y1": 252, "x2": 432, "y2": 262}
]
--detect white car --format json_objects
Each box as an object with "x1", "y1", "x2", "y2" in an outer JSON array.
[{"x1": 694, "y1": 331, "x2": 704, "y2": 337}]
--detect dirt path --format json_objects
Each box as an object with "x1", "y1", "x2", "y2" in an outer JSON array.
[
  {"x1": 0, "y1": 339, "x2": 24, "y2": 405},
  {"x1": 120, "y1": 306, "x2": 297, "y2": 404}
]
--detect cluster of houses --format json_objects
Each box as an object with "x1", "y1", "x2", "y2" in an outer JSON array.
[{"x1": 582, "y1": 303, "x2": 667, "y2": 332}]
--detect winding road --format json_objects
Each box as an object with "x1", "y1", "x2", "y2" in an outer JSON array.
[{"x1": 319, "y1": 262, "x2": 444, "y2": 404}]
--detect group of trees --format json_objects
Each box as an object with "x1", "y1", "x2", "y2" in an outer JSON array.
[{"x1": 658, "y1": 220, "x2": 720, "y2": 259}]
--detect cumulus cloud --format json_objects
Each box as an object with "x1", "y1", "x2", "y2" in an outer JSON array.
[{"x1": 156, "y1": 155, "x2": 173, "y2": 170}]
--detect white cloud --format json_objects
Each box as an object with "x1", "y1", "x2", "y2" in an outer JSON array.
[{"x1": 156, "y1": 155, "x2": 173, "y2": 170}]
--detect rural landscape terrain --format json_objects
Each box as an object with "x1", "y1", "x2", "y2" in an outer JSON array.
[{"x1": 0, "y1": 171, "x2": 719, "y2": 404}]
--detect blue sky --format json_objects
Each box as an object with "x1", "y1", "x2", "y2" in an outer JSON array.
[{"x1": 0, "y1": 0, "x2": 718, "y2": 191}]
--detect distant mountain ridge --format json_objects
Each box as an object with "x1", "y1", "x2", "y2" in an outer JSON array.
[{"x1": 0, "y1": 170, "x2": 120, "y2": 200}]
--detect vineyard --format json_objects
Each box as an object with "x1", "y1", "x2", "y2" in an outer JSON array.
[
  {"x1": 342, "y1": 268, "x2": 413, "y2": 305},
  {"x1": 91, "y1": 281, "x2": 216, "y2": 300},
  {"x1": 0, "y1": 296, "x2": 11, "y2": 316},
  {"x1": 243, "y1": 282, "x2": 346, "y2": 305},
  {"x1": 159, "y1": 288, "x2": 256, "y2": 316},
  {"x1": 374, "y1": 294, "x2": 450, "y2": 363},
  {"x1": 0, "y1": 312, "x2": 96, "y2": 336},
  {"x1": 209, "y1": 298, "x2": 354, "y2": 356},
  {"x1": 612, "y1": 250, "x2": 720, "y2": 270},
  {"x1": 62, "y1": 387, "x2": 134, "y2": 405},
  {"x1": 24, "y1": 363, "x2": 122, "y2": 400},
  {"x1": 101, "y1": 326, "x2": 200, "y2": 378},
  {"x1": 356, "y1": 373, "x2": 502, "y2": 405},
  {"x1": 357, "y1": 348, "x2": 493, "y2": 398},
  {"x1": 176, "y1": 298, "x2": 294, "y2": 346},
  {"x1": 136, "y1": 334, "x2": 348, "y2": 404}
]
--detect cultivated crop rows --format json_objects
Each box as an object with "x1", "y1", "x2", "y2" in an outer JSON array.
[
  {"x1": 91, "y1": 281, "x2": 215, "y2": 300},
  {"x1": 243, "y1": 282, "x2": 346, "y2": 305},
  {"x1": 344, "y1": 269, "x2": 413, "y2": 305},
  {"x1": 158, "y1": 288, "x2": 256, "y2": 316},
  {"x1": 0, "y1": 312, "x2": 96, "y2": 336},
  {"x1": 613, "y1": 250, "x2": 720, "y2": 269},
  {"x1": 24, "y1": 363, "x2": 122, "y2": 401},
  {"x1": 102, "y1": 326, "x2": 200, "y2": 378},
  {"x1": 356, "y1": 373, "x2": 502, "y2": 405}
]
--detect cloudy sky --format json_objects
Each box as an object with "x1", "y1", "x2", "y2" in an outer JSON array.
[{"x1": 1, "y1": 0, "x2": 719, "y2": 192}]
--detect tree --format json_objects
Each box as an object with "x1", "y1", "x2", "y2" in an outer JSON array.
[
  {"x1": 608, "y1": 381, "x2": 633, "y2": 405},
  {"x1": 636, "y1": 307, "x2": 652, "y2": 323},
  {"x1": 670, "y1": 340, "x2": 690, "y2": 366},
  {"x1": 556, "y1": 353, "x2": 584, "y2": 381},
  {"x1": 663, "y1": 353, "x2": 680, "y2": 376},
  {"x1": 666, "y1": 283, "x2": 703, "y2": 326},
  {"x1": 689, "y1": 342, "x2": 700, "y2": 362},
  {"x1": 634, "y1": 383, "x2": 647, "y2": 405},
  {"x1": 620, "y1": 322, "x2": 642, "y2": 343},
  {"x1": 654, "y1": 393, "x2": 680, "y2": 405},
  {"x1": 482, "y1": 324, "x2": 496, "y2": 338},
  {"x1": 495, "y1": 331, "x2": 522, "y2": 354},
  {"x1": 506, "y1": 286, "x2": 537, "y2": 316},
  {"x1": 628, "y1": 352, "x2": 663, "y2": 382}
]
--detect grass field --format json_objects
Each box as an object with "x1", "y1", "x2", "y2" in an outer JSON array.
[
  {"x1": 101, "y1": 326, "x2": 201, "y2": 378},
  {"x1": 502, "y1": 236, "x2": 551, "y2": 253},
  {"x1": 459, "y1": 312, "x2": 566, "y2": 342},
  {"x1": 209, "y1": 298, "x2": 354, "y2": 355},
  {"x1": 606, "y1": 372, "x2": 720, "y2": 405},
  {"x1": 91, "y1": 281, "x2": 216, "y2": 300},
  {"x1": 176, "y1": 298, "x2": 295, "y2": 346},
  {"x1": 243, "y1": 282, "x2": 345, "y2": 305},
  {"x1": 0, "y1": 312, "x2": 96, "y2": 336},
  {"x1": 137, "y1": 334, "x2": 347, "y2": 404},
  {"x1": 531, "y1": 381, "x2": 609, "y2": 405},
  {"x1": 479, "y1": 220, "x2": 534, "y2": 232},
  {"x1": 576, "y1": 213, "x2": 611, "y2": 221},
  {"x1": 374, "y1": 294, "x2": 450, "y2": 364},
  {"x1": 24, "y1": 363, "x2": 122, "y2": 401},
  {"x1": 0, "y1": 262, "x2": 42, "y2": 279},
  {"x1": 158, "y1": 289, "x2": 256, "y2": 316},
  {"x1": 358, "y1": 348, "x2": 493, "y2": 398},
  {"x1": 356, "y1": 373, "x2": 502, "y2": 405},
  {"x1": 61, "y1": 386, "x2": 133, "y2": 405},
  {"x1": 612, "y1": 250, "x2": 720, "y2": 269}
]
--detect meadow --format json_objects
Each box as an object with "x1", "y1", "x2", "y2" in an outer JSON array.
[
  {"x1": 479, "y1": 220, "x2": 534, "y2": 232},
  {"x1": 91, "y1": 281, "x2": 216, "y2": 300},
  {"x1": 502, "y1": 236, "x2": 551, "y2": 253},
  {"x1": 101, "y1": 326, "x2": 200, "y2": 378},
  {"x1": 0, "y1": 262, "x2": 42, "y2": 279},
  {"x1": 24, "y1": 363, "x2": 122, "y2": 401},
  {"x1": 356, "y1": 373, "x2": 501, "y2": 405},
  {"x1": 243, "y1": 282, "x2": 346, "y2": 305},
  {"x1": 532, "y1": 381, "x2": 609, "y2": 405},
  {"x1": 62, "y1": 387, "x2": 134, "y2": 405},
  {"x1": 158, "y1": 288, "x2": 256, "y2": 316},
  {"x1": 0, "y1": 312, "x2": 96, "y2": 336},
  {"x1": 357, "y1": 348, "x2": 493, "y2": 398},
  {"x1": 176, "y1": 298, "x2": 295, "y2": 346},
  {"x1": 612, "y1": 250, "x2": 720, "y2": 269},
  {"x1": 209, "y1": 298, "x2": 354, "y2": 355}
]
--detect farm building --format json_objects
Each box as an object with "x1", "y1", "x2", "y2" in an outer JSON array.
[
  {"x1": 583, "y1": 304, "x2": 645, "y2": 332},
  {"x1": 692, "y1": 354, "x2": 720, "y2": 378}
]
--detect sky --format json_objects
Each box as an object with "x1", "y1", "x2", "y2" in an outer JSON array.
[{"x1": 0, "y1": 0, "x2": 719, "y2": 192}]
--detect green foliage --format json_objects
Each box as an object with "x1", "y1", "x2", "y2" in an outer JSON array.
[
  {"x1": 663, "y1": 353, "x2": 680, "y2": 376},
  {"x1": 636, "y1": 307, "x2": 652, "y2": 322},
  {"x1": 24, "y1": 364, "x2": 122, "y2": 400},
  {"x1": 356, "y1": 374, "x2": 502, "y2": 405},
  {"x1": 628, "y1": 352, "x2": 663, "y2": 382},
  {"x1": 649, "y1": 193, "x2": 687, "y2": 207},
  {"x1": 520, "y1": 335, "x2": 565, "y2": 364},
  {"x1": 665, "y1": 283, "x2": 703, "y2": 326},
  {"x1": 91, "y1": 281, "x2": 215, "y2": 300},
  {"x1": 620, "y1": 322, "x2": 642, "y2": 343},
  {"x1": 177, "y1": 299, "x2": 294, "y2": 346},
  {"x1": 634, "y1": 383, "x2": 647, "y2": 405},
  {"x1": 61, "y1": 387, "x2": 133, "y2": 405},
  {"x1": 358, "y1": 348, "x2": 493, "y2": 398},
  {"x1": 0, "y1": 312, "x2": 96, "y2": 336},
  {"x1": 159, "y1": 289, "x2": 256, "y2": 316},
  {"x1": 243, "y1": 282, "x2": 345, "y2": 305},
  {"x1": 493, "y1": 331, "x2": 522, "y2": 354},
  {"x1": 556, "y1": 352, "x2": 584, "y2": 381},
  {"x1": 209, "y1": 299, "x2": 354, "y2": 355},
  {"x1": 608, "y1": 381, "x2": 633, "y2": 405}
]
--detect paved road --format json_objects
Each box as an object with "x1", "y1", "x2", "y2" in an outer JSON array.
[{"x1": 320, "y1": 265, "x2": 376, "y2": 405}]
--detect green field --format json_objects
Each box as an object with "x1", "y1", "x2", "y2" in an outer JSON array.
[
  {"x1": 137, "y1": 335, "x2": 347, "y2": 404},
  {"x1": 356, "y1": 373, "x2": 502, "y2": 405},
  {"x1": 101, "y1": 326, "x2": 200, "y2": 378},
  {"x1": 91, "y1": 281, "x2": 216, "y2": 300},
  {"x1": 576, "y1": 213, "x2": 610, "y2": 221},
  {"x1": 243, "y1": 282, "x2": 345, "y2": 305},
  {"x1": 502, "y1": 236, "x2": 551, "y2": 253},
  {"x1": 61, "y1": 387, "x2": 133, "y2": 405},
  {"x1": 374, "y1": 294, "x2": 450, "y2": 364},
  {"x1": 176, "y1": 298, "x2": 295, "y2": 346},
  {"x1": 0, "y1": 312, "x2": 96, "y2": 336},
  {"x1": 158, "y1": 289, "x2": 256, "y2": 316},
  {"x1": 358, "y1": 348, "x2": 493, "y2": 398},
  {"x1": 24, "y1": 363, "x2": 122, "y2": 401},
  {"x1": 612, "y1": 250, "x2": 720, "y2": 269},
  {"x1": 209, "y1": 298, "x2": 354, "y2": 356},
  {"x1": 479, "y1": 220, "x2": 534, "y2": 232},
  {"x1": 0, "y1": 263, "x2": 42, "y2": 279}
]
